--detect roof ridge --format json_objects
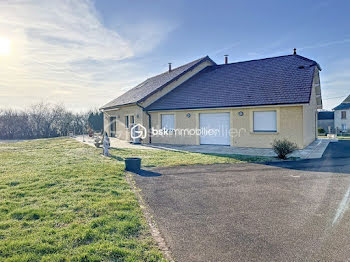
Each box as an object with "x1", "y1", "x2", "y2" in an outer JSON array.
[
  {"x1": 333, "y1": 95, "x2": 350, "y2": 110},
  {"x1": 146, "y1": 56, "x2": 209, "y2": 80},
  {"x1": 100, "y1": 56, "x2": 213, "y2": 110},
  {"x1": 217, "y1": 54, "x2": 320, "y2": 70},
  {"x1": 342, "y1": 94, "x2": 350, "y2": 103}
]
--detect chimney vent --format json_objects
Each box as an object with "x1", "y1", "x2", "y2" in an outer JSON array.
[
  {"x1": 168, "y1": 63, "x2": 172, "y2": 72},
  {"x1": 224, "y1": 55, "x2": 228, "y2": 64},
  {"x1": 293, "y1": 48, "x2": 297, "y2": 55}
]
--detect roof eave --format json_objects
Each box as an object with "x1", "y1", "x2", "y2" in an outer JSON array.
[
  {"x1": 145, "y1": 101, "x2": 310, "y2": 112},
  {"x1": 100, "y1": 102, "x2": 136, "y2": 111},
  {"x1": 333, "y1": 104, "x2": 350, "y2": 111}
]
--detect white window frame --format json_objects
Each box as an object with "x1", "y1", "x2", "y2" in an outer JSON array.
[
  {"x1": 253, "y1": 111, "x2": 277, "y2": 132},
  {"x1": 161, "y1": 114, "x2": 175, "y2": 131},
  {"x1": 125, "y1": 114, "x2": 135, "y2": 129}
]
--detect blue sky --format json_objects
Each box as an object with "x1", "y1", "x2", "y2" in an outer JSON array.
[{"x1": 0, "y1": 0, "x2": 349, "y2": 110}]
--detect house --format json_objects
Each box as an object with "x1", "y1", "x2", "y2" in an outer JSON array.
[
  {"x1": 100, "y1": 51, "x2": 322, "y2": 149},
  {"x1": 333, "y1": 95, "x2": 350, "y2": 133},
  {"x1": 318, "y1": 111, "x2": 334, "y2": 133}
]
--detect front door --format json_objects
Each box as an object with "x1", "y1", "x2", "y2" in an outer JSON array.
[{"x1": 110, "y1": 117, "x2": 116, "y2": 137}]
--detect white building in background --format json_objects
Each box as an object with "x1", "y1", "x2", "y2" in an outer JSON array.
[{"x1": 334, "y1": 95, "x2": 350, "y2": 133}]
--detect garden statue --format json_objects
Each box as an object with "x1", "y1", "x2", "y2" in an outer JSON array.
[{"x1": 103, "y1": 132, "x2": 110, "y2": 156}]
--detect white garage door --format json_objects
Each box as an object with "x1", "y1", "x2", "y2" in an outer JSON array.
[{"x1": 200, "y1": 113, "x2": 230, "y2": 145}]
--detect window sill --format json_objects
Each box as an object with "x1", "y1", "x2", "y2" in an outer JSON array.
[{"x1": 250, "y1": 131, "x2": 279, "y2": 135}]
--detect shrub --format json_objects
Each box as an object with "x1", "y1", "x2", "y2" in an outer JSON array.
[
  {"x1": 318, "y1": 127, "x2": 325, "y2": 134},
  {"x1": 272, "y1": 139, "x2": 298, "y2": 160}
]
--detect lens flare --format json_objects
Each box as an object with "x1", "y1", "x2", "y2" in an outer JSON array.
[{"x1": 0, "y1": 37, "x2": 11, "y2": 56}]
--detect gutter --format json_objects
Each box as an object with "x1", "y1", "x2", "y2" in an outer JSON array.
[
  {"x1": 136, "y1": 102, "x2": 152, "y2": 144},
  {"x1": 146, "y1": 102, "x2": 310, "y2": 112}
]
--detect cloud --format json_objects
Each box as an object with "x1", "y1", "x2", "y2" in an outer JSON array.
[
  {"x1": 0, "y1": 0, "x2": 175, "y2": 111},
  {"x1": 120, "y1": 20, "x2": 178, "y2": 55},
  {"x1": 0, "y1": 0, "x2": 133, "y2": 61},
  {"x1": 321, "y1": 70, "x2": 350, "y2": 109},
  {"x1": 209, "y1": 42, "x2": 240, "y2": 57},
  {"x1": 299, "y1": 39, "x2": 350, "y2": 52}
]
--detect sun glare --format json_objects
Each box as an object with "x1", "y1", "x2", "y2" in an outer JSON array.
[{"x1": 0, "y1": 37, "x2": 11, "y2": 56}]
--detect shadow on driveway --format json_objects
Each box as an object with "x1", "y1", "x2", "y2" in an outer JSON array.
[{"x1": 136, "y1": 169, "x2": 162, "y2": 177}]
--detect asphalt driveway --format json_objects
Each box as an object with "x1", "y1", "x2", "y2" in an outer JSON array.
[{"x1": 132, "y1": 140, "x2": 350, "y2": 261}]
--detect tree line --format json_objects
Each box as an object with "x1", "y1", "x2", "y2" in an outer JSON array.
[{"x1": 0, "y1": 103, "x2": 103, "y2": 140}]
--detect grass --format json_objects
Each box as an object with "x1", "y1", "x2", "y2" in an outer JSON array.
[
  {"x1": 0, "y1": 138, "x2": 164, "y2": 261},
  {"x1": 0, "y1": 138, "x2": 271, "y2": 261},
  {"x1": 318, "y1": 135, "x2": 350, "y2": 140},
  {"x1": 109, "y1": 148, "x2": 272, "y2": 168}
]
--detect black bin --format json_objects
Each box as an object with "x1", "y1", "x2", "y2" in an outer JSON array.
[{"x1": 125, "y1": 158, "x2": 141, "y2": 172}]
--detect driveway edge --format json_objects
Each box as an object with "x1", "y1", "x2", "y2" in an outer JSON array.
[{"x1": 125, "y1": 171, "x2": 174, "y2": 262}]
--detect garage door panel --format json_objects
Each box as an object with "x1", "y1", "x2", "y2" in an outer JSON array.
[{"x1": 200, "y1": 113, "x2": 230, "y2": 145}]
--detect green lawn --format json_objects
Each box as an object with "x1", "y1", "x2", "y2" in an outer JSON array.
[
  {"x1": 109, "y1": 148, "x2": 271, "y2": 167},
  {"x1": 0, "y1": 138, "x2": 271, "y2": 261},
  {"x1": 336, "y1": 136, "x2": 350, "y2": 140},
  {"x1": 0, "y1": 138, "x2": 164, "y2": 261}
]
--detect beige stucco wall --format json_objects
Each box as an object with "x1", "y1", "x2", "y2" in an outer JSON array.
[
  {"x1": 150, "y1": 105, "x2": 305, "y2": 148},
  {"x1": 102, "y1": 59, "x2": 215, "y2": 143},
  {"x1": 102, "y1": 60, "x2": 320, "y2": 149},
  {"x1": 302, "y1": 68, "x2": 320, "y2": 147},
  {"x1": 103, "y1": 105, "x2": 147, "y2": 142},
  {"x1": 104, "y1": 103, "x2": 310, "y2": 149}
]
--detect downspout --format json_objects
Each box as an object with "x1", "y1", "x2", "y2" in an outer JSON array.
[{"x1": 136, "y1": 102, "x2": 152, "y2": 144}]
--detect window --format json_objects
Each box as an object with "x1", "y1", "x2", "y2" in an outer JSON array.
[
  {"x1": 130, "y1": 115, "x2": 135, "y2": 125},
  {"x1": 125, "y1": 116, "x2": 129, "y2": 128},
  {"x1": 341, "y1": 111, "x2": 347, "y2": 119},
  {"x1": 253, "y1": 111, "x2": 277, "y2": 132},
  {"x1": 110, "y1": 117, "x2": 116, "y2": 137},
  {"x1": 342, "y1": 124, "x2": 347, "y2": 132},
  {"x1": 161, "y1": 114, "x2": 174, "y2": 130}
]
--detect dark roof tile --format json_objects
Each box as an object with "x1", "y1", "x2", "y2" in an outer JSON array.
[
  {"x1": 146, "y1": 54, "x2": 319, "y2": 111},
  {"x1": 100, "y1": 56, "x2": 214, "y2": 109},
  {"x1": 333, "y1": 103, "x2": 350, "y2": 110}
]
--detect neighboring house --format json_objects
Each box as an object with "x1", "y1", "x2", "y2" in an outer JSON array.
[
  {"x1": 318, "y1": 111, "x2": 334, "y2": 133},
  {"x1": 100, "y1": 51, "x2": 322, "y2": 149},
  {"x1": 333, "y1": 95, "x2": 350, "y2": 132}
]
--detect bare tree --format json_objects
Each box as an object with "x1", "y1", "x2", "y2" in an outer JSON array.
[{"x1": 0, "y1": 103, "x2": 92, "y2": 140}]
